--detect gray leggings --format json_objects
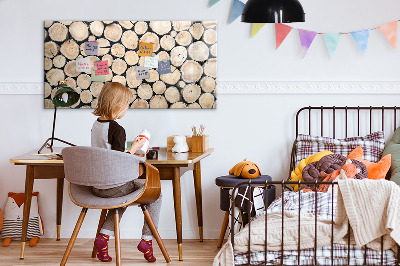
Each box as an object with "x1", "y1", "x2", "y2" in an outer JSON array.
[{"x1": 92, "y1": 180, "x2": 162, "y2": 240}]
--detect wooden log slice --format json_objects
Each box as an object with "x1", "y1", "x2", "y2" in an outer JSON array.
[
  {"x1": 153, "y1": 81, "x2": 166, "y2": 94},
  {"x1": 49, "y1": 23, "x2": 68, "y2": 42},
  {"x1": 79, "y1": 43, "x2": 87, "y2": 56},
  {"x1": 64, "y1": 60, "x2": 80, "y2": 77},
  {"x1": 119, "y1": 21, "x2": 134, "y2": 29},
  {"x1": 165, "y1": 86, "x2": 180, "y2": 103},
  {"x1": 70, "y1": 21, "x2": 89, "y2": 41},
  {"x1": 160, "y1": 68, "x2": 181, "y2": 85},
  {"x1": 60, "y1": 21, "x2": 73, "y2": 26},
  {"x1": 157, "y1": 51, "x2": 170, "y2": 62},
  {"x1": 125, "y1": 51, "x2": 139, "y2": 66},
  {"x1": 130, "y1": 89, "x2": 137, "y2": 103},
  {"x1": 44, "y1": 41, "x2": 58, "y2": 58},
  {"x1": 131, "y1": 99, "x2": 149, "y2": 109},
  {"x1": 182, "y1": 84, "x2": 201, "y2": 103},
  {"x1": 203, "y1": 59, "x2": 217, "y2": 78},
  {"x1": 149, "y1": 95, "x2": 168, "y2": 108},
  {"x1": 88, "y1": 35, "x2": 96, "y2": 42},
  {"x1": 104, "y1": 72, "x2": 113, "y2": 82},
  {"x1": 97, "y1": 38, "x2": 110, "y2": 56},
  {"x1": 170, "y1": 102, "x2": 187, "y2": 108},
  {"x1": 145, "y1": 69, "x2": 159, "y2": 83},
  {"x1": 90, "y1": 21, "x2": 104, "y2": 37},
  {"x1": 91, "y1": 98, "x2": 98, "y2": 109},
  {"x1": 44, "y1": 30, "x2": 48, "y2": 41},
  {"x1": 210, "y1": 43, "x2": 217, "y2": 57},
  {"x1": 189, "y1": 23, "x2": 204, "y2": 40},
  {"x1": 170, "y1": 31, "x2": 177, "y2": 37},
  {"x1": 150, "y1": 21, "x2": 172, "y2": 35},
  {"x1": 202, "y1": 21, "x2": 217, "y2": 29},
  {"x1": 44, "y1": 57, "x2": 53, "y2": 71},
  {"x1": 138, "y1": 57, "x2": 145, "y2": 66},
  {"x1": 111, "y1": 43, "x2": 125, "y2": 58},
  {"x1": 138, "y1": 84, "x2": 153, "y2": 100},
  {"x1": 160, "y1": 35, "x2": 175, "y2": 51},
  {"x1": 121, "y1": 30, "x2": 138, "y2": 49},
  {"x1": 90, "y1": 82, "x2": 104, "y2": 97},
  {"x1": 44, "y1": 82, "x2": 52, "y2": 98},
  {"x1": 104, "y1": 23, "x2": 122, "y2": 42},
  {"x1": 178, "y1": 81, "x2": 186, "y2": 88},
  {"x1": 170, "y1": 46, "x2": 187, "y2": 67},
  {"x1": 77, "y1": 74, "x2": 91, "y2": 90},
  {"x1": 60, "y1": 39, "x2": 79, "y2": 60},
  {"x1": 181, "y1": 60, "x2": 203, "y2": 83},
  {"x1": 200, "y1": 76, "x2": 216, "y2": 92},
  {"x1": 45, "y1": 99, "x2": 54, "y2": 109},
  {"x1": 175, "y1": 31, "x2": 192, "y2": 46},
  {"x1": 134, "y1": 22, "x2": 148, "y2": 35},
  {"x1": 188, "y1": 102, "x2": 201, "y2": 108},
  {"x1": 203, "y1": 29, "x2": 217, "y2": 45},
  {"x1": 53, "y1": 55, "x2": 66, "y2": 69},
  {"x1": 46, "y1": 68, "x2": 65, "y2": 86},
  {"x1": 87, "y1": 56, "x2": 100, "y2": 67},
  {"x1": 188, "y1": 41, "x2": 209, "y2": 62},
  {"x1": 112, "y1": 75, "x2": 126, "y2": 86},
  {"x1": 199, "y1": 93, "x2": 215, "y2": 108},
  {"x1": 44, "y1": 21, "x2": 53, "y2": 28},
  {"x1": 80, "y1": 90, "x2": 93, "y2": 104},
  {"x1": 172, "y1": 21, "x2": 192, "y2": 31},
  {"x1": 139, "y1": 32, "x2": 160, "y2": 52},
  {"x1": 103, "y1": 21, "x2": 113, "y2": 24},
  {"x1": 102, "y1": 54, "x2": 114, "y2": 66},
  {"x1": 126, "y1": 67, "x2": 142, "y2": 88},
  {"x1": 111, "y1": 58, "x2": 127, "y2": 75},
  {"x1": 65, "y1": 77, "x2": 77, "y2": 89}
]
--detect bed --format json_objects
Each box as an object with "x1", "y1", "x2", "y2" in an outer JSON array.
[{"x1": 214, "y1": 106, "x2": 400, "y2": 266}]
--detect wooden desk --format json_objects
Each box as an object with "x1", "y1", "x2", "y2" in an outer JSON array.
[{"x1": 10, "y1": 147, "x2": 213, "y2": 261}]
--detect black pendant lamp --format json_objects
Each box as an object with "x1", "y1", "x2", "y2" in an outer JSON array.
[{"x1": 242, "y1": 0, "x2": 305, "y2": 23}]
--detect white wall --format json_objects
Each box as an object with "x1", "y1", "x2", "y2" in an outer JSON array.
[{"x1": 1, "y1": 0, "x2": 400, "y2": 239}]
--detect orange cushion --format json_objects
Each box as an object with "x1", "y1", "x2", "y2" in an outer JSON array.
[{"x1": 347, "y1": 146, "x2": 391, "y2": 180}]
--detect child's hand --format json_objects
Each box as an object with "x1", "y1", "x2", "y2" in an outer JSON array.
[{"x1": 129, "y1": 137, "x2": 147, "y2": 155}]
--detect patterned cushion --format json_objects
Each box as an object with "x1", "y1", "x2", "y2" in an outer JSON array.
[{"x1": 294, "y1": 131, "x2": 385, "y2": 166}]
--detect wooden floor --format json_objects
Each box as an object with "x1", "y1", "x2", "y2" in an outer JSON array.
[{"x1": 0, "y1": 239, "x2": 221, "y2": 265}]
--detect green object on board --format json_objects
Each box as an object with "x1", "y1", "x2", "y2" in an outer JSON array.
[{"x1": 382, "y1": 126, "x2": 400, "y2": 185}]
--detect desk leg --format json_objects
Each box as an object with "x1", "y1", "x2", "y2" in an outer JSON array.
[
  {"x1": 172, "y1": 167, "x2": 183, "y2": 261},
  {"x1": 56, "y1": 178, "x2": 64, "y2": 241},
  {"x1": 193, "y1": 161, "x2": 203, "y2": 242},
  {"x1": 20, "y1": 165, "x2": 34, "y2": 259}
]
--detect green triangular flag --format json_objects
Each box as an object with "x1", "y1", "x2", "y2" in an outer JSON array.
[
  {"x1": 251, "y1": 23, "x2": 266, "y2": 38},
  {"x1": 209, "y1": 0, "x2": 220, "y2": 7},
  {"x1": 323, "y1": 33, "x2": 341, "y2": 58}
]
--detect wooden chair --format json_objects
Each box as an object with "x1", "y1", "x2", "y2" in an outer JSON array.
[{"x1": 60, "y1": 146, "x2": 171, "y2": 265}]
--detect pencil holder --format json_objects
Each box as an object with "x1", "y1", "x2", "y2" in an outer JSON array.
[{"x1": 191, "y1": 135, "x2": 209, "y2": 152}]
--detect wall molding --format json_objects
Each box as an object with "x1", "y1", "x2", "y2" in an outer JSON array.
[{"x1": 1, "y1": 81, "x2": 400, "y2": 95}]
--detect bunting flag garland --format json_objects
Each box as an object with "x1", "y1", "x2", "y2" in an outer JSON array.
[
  {"x1": 209, "y1": 0, "x2": 220, "y2": 7},
  {"x1": 323, "y1": 33, "x2": 341, "y2": 58},
  {"x1": 251, "y1": 23, "x2": 266, "y2": 38},
  {"x1": 275, "y1": 23, "x2": 293, "y2": 49},
  {"x1": 298, "y1": 29, "x2": 317, "y2": 58},
  {"x1": 229, "y1": 0, "x2": 245, "y2": 24},
  {"x1": 378, "y1": 21, "x2": 398, "y2": 50},
  {"x1": 351, "y1": 29, "x2": 370, "y2": 55}
]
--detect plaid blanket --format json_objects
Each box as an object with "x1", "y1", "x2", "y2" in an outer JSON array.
[{"x1": 234, "y1": 191, "x2": 397, "y2": 265}]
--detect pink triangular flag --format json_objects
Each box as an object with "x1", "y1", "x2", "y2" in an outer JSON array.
[
  {"x1": 298, "y1": 29, "x2": 317, "y2": 58},
  {"x1": 275, "y1": 23, "x2": 293, "y2": 49},
  {"x1": 378, "y1": 21, "x2": 397, "y2": 50}
]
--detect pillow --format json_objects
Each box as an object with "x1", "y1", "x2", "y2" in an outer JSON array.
[
  {"x1": 295, "y1": 131, "x2": 385, "y2": 167},
  {"x1": 382, "y1": 126, "x2": 400, "y2": 184},
  {"x1": 347, "y1": 146, "x2": 391, "y2": 180}
]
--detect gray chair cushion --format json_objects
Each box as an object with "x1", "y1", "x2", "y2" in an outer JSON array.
[{"x1": 69, "y1": 180, "x2": 145, "y2": 208}]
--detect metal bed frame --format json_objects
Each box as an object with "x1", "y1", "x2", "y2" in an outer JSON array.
[{"x1": 230, "y1": 106, "x2": 400, "y2": 266}]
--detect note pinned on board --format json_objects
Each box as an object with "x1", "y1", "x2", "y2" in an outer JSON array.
[
  {"x1": 138, "y1": 42, "x2": 154, "y2": 57},
  {"x1": 94, "y1": 60, "x2": 109, "y2": 76},
  {"x1": 136, "y1": 66, "x2": 150, "y2": 79},
  {"x1": 144, "y1": 55, "x2": 159, "y2": 68},
  {"x1": 85, "y1": 41, "x2": 98, "y2": 56},
  {"x1": 158, "y1": 60, "x2": 171, "y2": 74},
  {"x1": 76, "y1": 57, "x2": 90, "y2": 72},
  {"x1": 91, "y1": 68, "x2": 105, "y2": 82}
]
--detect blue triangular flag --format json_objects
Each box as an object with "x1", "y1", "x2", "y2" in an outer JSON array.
[
  {"x1": 351, "y1": 29, "x2": 370, "y2": 55},
  {"x1": 229, "y1": 0, "x2": 245, "y2": 24},
  {"x1": 323, "y1": 33, "x2": 341, "y2": 58},
  {"x1": 209, "y1": 0, "x2": 220, "y2": 7}
]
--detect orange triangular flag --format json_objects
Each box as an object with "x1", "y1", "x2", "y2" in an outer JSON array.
[
  {"x1": 275, "y1": 23, "x2": 293, "y2": 49},
  {"x1": 378, "y1": 21, "x2": 397, "y2": 50}
]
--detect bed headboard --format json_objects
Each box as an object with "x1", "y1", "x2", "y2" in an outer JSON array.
[{"x1": 290, "y1": 106, "x2": 400, "y2": 179}]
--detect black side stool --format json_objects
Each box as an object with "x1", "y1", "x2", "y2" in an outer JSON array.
[{"x1": 215, "y1": 175, "x2": 275, "y2": 248}]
